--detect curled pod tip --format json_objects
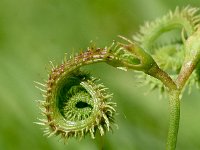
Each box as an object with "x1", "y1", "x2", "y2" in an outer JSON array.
[
  {"x1": 132, "y1": 6, "x2": 200, "y2": 93},
  {"x1": 35, "y1": 56, "x2": 116, "y2": 141}
]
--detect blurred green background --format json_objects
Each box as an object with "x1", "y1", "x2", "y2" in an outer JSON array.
[{"x1": 0, "y1": 0, "x2": 200, "y2": 150}]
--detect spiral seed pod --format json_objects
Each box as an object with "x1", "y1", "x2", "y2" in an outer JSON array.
[
  {"x1": 35, "y1": 48, "x2": 117, "y2": 141},
  {"x1": 132, "y1": 6, "x2": 200, "y2": 92},
  {"x1": 35, "y1": 40, "x2": 158, "y2": 141},
  {"x1": 133, "y1": 6, "x2": 200, "y2": 51},
  {"x1": 133, "y1": 6, "x2": 200, "y2": 72}
]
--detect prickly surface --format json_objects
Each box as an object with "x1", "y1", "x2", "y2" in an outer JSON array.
[
  {"x1": 133, "y1": 6, "x2": 200, "y2": 49},
  {"x1": 133, "y1": 6, "x2": 200, "y2": 92},
  {"x1": 35, "y1": 47, "x2": 117, "y2": 141}
]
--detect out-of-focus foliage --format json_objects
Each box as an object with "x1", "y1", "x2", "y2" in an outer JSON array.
[{"x1": 0, "y1": 0, "x2": 200, "y2": 150}]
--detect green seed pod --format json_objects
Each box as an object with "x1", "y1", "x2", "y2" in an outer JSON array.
[
  {"x1": 35, "y1": 48, "x2": 116, "y2": 141},
  {"x1": 132, "y1": 6, "x2": 200, "y2": 92}
]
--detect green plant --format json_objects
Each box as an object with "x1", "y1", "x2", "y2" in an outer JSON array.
[{"x1": 36, "y1": 6, "x2": 200, "y2": 150}]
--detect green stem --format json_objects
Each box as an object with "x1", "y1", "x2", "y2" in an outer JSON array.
[
  {"x1": 147, "y1": 64, "x2": 181, "y2": 150},
  {"x1": 176, "y1": 60, "x2": 195, "y2": 89},
  {"x1": 147, "y1": 64, "x2": 177, "y2": 90},
  {"x1": 166, "y1": 90, "x2": 180, "y2": 150}
]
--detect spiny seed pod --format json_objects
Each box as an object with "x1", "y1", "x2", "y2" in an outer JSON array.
[
  {"x1": 35, "y1": 47, "x2": 117, "y2": 141},
  {"x1": 133, "y1": 6, "x2": 200, "y2": 51},
  {"x1": 35, "y1": 35, "x2": 168, "y2": 141},
  {"x1": 132, "y1": 6, "x2": 200, "y2": 92}
]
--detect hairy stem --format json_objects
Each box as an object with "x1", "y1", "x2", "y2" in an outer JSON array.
[
  {"x1": 149, "y1": 66, "x2": 181, "y2": 150},
  {"x1": 176, "y1": 60, "x2": 196, "y2": 89},
  {"x1": 147, "y1": 64, "x2": 177, "y2": 90},
  {"x1": 166, "y1": 90, "x2": 180, "y2": 150},
  {"x1": 147, "y1": 64, "x2": 181, "y2": 150},
  {"x1": 177, "y1": 27, "x2": 200, "y2": 89}
]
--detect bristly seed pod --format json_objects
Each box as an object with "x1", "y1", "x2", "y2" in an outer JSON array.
[
  {"x1": 133, "y1": 6, "x2": 200, "y2": 92},
  {"x1": 35, "y1": 47, "x2": 117, "y2": 141}
]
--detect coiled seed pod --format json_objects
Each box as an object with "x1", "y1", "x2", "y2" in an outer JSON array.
[{"x1": 35, "y1": 48, "x2": 117, "y2": 140}]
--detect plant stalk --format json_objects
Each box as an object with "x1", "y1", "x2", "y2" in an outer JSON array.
[
  {"x1": 166, "y1": 90, "x2": 180, "y2": 150},
  {"x1": 147, "y1": 64, "x2": 181, "y2": 150},
  {"x1": 147, "y1": 64, "x2": 177, "y2": 90}
]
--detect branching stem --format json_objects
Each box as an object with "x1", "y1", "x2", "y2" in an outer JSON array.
[
  {"x1": 147, "y1": 65, "x2": 180, "y2": 150},
  {"x1": 148, "y1": 59, "x2": 198, "y2": 150}
]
